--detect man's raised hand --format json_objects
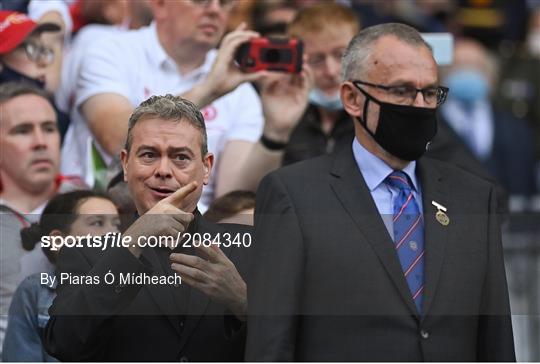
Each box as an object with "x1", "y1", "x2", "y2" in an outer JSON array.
[{"x1": 124, "y1": 182, "x2": 198, "y2": 257}]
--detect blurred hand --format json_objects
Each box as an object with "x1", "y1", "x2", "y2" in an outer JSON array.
[
  {"x1": 170, "y1": 244, "x2": 247, "y2": 320},
  {"x1": 202, "y1": 23, "x2": 269, "y2": 100},
  {"x1": 258, "y1": 62, "x2": 314, "y2": 142}
]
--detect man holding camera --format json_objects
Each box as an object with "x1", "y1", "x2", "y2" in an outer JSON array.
[{"x1": 61, "y1": 0, "x2": 310, "y2": 208}]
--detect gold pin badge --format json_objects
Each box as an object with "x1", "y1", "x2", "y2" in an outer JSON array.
[{"x1": 432, "y1": 201, "x2": 450, "y2": 226}]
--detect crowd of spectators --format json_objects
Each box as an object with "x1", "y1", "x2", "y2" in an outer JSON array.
[{"x1": 0, "y1": 0, "x2": 539, "y2": 360}]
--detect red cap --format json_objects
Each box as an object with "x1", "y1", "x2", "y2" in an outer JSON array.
[{"x1": 0, "y1": 11, "x2": 60, "y2": 54}]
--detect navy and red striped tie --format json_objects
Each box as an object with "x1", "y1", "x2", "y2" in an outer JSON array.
[{"x1": 385, "y1": 171, "x2": 425, "y2": 313}]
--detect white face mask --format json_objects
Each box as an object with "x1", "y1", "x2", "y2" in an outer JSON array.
[
  {"x1": 308, "y1": 88, "x2": 343, "y2": 111},
  {"x1": 528, "y1": 30, "x2": 540, "y2": 59}
]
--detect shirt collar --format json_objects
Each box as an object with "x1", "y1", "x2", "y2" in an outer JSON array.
[
  {"x1": 146, "y1": 22, "x2": 170, "y2": 70},
  {"x1": 0, "y1": 198, "x2": 46, "y2": 216},
  {"x1": 352, "y1": 138, "x2": 418, "y2": 192},
  {"x1": 146, "y1": 22, "x2": 216, "y2": 80}
]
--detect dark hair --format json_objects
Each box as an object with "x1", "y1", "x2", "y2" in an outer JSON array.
[
  {"x1": 124, "y1": 94, "x2": 208, "y2": 158},
  {"x1": 204, "y1": 190, "x2": 256, "y2": 223},
  {"x1": 106, "y1": 170, "x2": 137, "y2": 232},
  {"x1": 20, "y1": 190, "x2": 111, "y2": 263},
  {"x1": 0, "y1": 81, "x2": 51, "y2": 104},
  {"x1": 252, "y1": 1, "x2": 298, "y2": 36}
]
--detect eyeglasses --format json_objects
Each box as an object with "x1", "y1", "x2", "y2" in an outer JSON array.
[
  {"x1": 19, "y1": 41, "x2": 55, "y2": 65},
  {"x1": 190, "y1": 0, "x2": 235, "y2": 10},
  {"x1": 352, "y1": 80, "x2": 449, "y2": 107},
  {"x1": 307, "y1": 48, "x2": 346, "y2": 69}
]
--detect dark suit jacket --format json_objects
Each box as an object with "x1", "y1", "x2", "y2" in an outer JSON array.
[
  {"x1": 246, "y1": 147, "x2": 515, "y2": 362},
  {"x1": 485, "y1": 108, "x2": 536, "y2": 195},
  {"x1": 44, "y1": 215, "x2": 253, "y2": 362},
  {"x1": 428, "y1": 116, "x2": 509, "y2": 215}
]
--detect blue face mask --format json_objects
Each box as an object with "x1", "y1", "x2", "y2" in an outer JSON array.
[
  {"x1": 308, "y1": 88, "x2": 343, "y2": 111},
  {"x1": 445, "y1": 69, "x2": 489, "y2": 104}
]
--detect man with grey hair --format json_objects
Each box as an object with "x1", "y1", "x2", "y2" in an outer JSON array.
[
  {"x1": 247, "y1": 23, "x2": 515, "y2": 361},
  {"x1": 45, "y1": 94, "x2": 254, "y2": 361}
]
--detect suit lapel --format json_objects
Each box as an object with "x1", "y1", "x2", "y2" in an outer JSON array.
[
  {"x1": 140, "y1": 247, "x2": 182, "y2": 335},
  {"x1": 417, "y1": 158, "x2": 450, "y2": 318},
  {"x1": 328, "y1": 148, "x2": 419, "y2": 316},
  {"x1": 177, "y1": 279, "x2": 210, "y2": 352},
  {"x1": 177, "y1": 218, "x2": 213, "y2": 352}
]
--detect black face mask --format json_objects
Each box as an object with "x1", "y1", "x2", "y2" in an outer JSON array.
[
  {"x1": 0, "y1": 63, "x2": 46, "y2": 89},
  {"x1": 354, "y1": 85, "x2": 438, "y2": 161}
]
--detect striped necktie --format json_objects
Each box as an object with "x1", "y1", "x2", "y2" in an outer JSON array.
[{"x1": 385, "y1": 170, "x2": 425, "y2": 313}]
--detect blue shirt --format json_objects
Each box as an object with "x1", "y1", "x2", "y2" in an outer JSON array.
[
  {"x1": 352, "y1": 139, "x2": 423, "y2": 240},
  {"x1": 2, "y1": 272, "x2": 58, "y2": 362}
]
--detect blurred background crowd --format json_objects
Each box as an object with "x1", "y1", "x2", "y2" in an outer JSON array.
[
  {"x1": 1, "y1": 0, "x2": 539, "y2": 204},
  {"x1": 0, "y1": 0, "x2": 539, "y2": 361}
]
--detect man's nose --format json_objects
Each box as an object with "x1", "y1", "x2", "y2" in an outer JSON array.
[
  {"x1": 35, "y1": 56, "x2": 49, "y2": 68},
  {"x1": 32, "y1": 129, "x2": 47, "y2": 149},
  {"x1": 321, "y1": 55, "x2": 341, "y2": 79},
  {"x1": 326, "y1": 56, "x2": 341, "y2": 77},
  {"x1": 205, "y1": 0, "x2": 222, "y2": 13},
  {"x1": 412, "y1": 90, "x2": 428, "y2": 107},
  {"x1": 155, "y1": 157, "x2": 173, "y2": 178}
]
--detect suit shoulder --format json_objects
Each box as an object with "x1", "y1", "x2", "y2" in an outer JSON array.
[
  {"x1": 422, "y1": 156, "x2": 495, "y2": 192},
  {"x1": 198, "y1": 217, "x2": 253, "y2": 234},
  {"x1": 213, "y1": 222, "x2": 253, "y2": 235},
  {"x1": 268, "y1": 154, "x2": 333, "y2": 182}
]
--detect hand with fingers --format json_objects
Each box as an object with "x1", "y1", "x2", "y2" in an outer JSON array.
[
  {"x1": 258, "y1": 61, "x2": 315, "y2": 142},
  {"x1": 170, "y1": 244, "x2": 247, "y2": 321},
  {"x1": 193, "y1": 23, "x2": 271, "y2": 106},
  {"x1": 124, "y1": 182, "x2": 198, "y2": 258}
]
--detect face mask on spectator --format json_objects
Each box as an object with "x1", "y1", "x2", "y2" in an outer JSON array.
[
  {"x1": 309, "y1": 88, "x2": 343, "y2": 111},
  {"x1": 445, "y1": 69, "x2": 489, "y2": 104},
  {"x1": 0, "y1": 63, "x2": 46, "y2": 89},
  {"x1": 528, "y1": 30, "x2": 540, "y2": 59},
  {"x1": 353, "y1": 84, "x2": 438, "y2": 161}
]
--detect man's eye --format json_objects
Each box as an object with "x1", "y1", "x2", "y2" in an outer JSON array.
[
  {"x1": 332, "y1": 49, "x2": 346, "y2": 60},
  {"x1": 307, "y1": 54, "x2": 325, "y2": 66},
  {"x1": 175, "y1": 154, "x2": 189, "y2": 161},
  {"x1": 390, "y1": 87, "x2": 411, "y2": 97},
  {"x1": 141, "y1": 152, "x2": 155, "y2": 159},
  {"x1": 12, "y1": 126, "x2": 32, "y2": 134},
  {"x1": 424, "y1": 88, "x2": 438, "y2": 98},
  {"x1": 43, "y1": 124, "x2": 58, "y2": 133}
]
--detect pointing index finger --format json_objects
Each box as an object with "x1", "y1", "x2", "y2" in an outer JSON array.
[{"x1": 163, "y1": 181, "x2": 198, "y2": 207}]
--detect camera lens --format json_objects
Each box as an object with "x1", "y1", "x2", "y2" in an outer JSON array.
[
  {"x1": 265, "y1": 49, "x2": 281, "y2": 63},
  {"x1": 260, "y1": 48, "x2": 292, "y2": 64}
]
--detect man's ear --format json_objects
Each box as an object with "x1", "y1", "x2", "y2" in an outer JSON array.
[
  {"x1": 341, "y1": 82, "x2": 363, "y2": 118},
  {"x1": 120, "y1": 149, "x2": 128, "y2": 182},
  {"x1": 149, "y1": 0, "x2": 165, "y2": 20},
  {"x1": 202, "y1": 153, "x2": 214, "y2": 186}
]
